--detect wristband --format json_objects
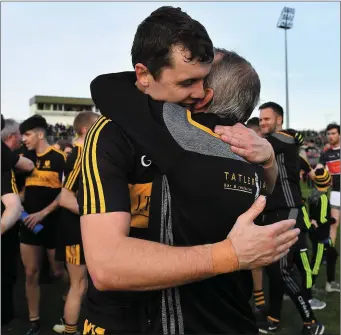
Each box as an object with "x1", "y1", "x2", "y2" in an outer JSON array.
[{"x1": 210, "y1": 238, "x2": 240, "y2": 274}]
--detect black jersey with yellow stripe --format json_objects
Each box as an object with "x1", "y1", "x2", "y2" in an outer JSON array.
[
  {"x1": 78, "y1": 115, "x2": 160, "y2": 330},
  {"x1": 23, "y1": 146, "x2": 66, "y2": 214},
  {"x1": 60, "y1": 144, "x2": 83, "y2": 243},
  {"x1": 63, "y1": 144, "x2": 83, "y2": 193},
  {"x1": 1, "y1": 170, "x2": 19, "y2": 215}
]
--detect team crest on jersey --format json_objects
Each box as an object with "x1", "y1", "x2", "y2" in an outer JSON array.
[
  {"x1": 43, "y1": 160, "x2": 51, "y2": 169},
  {"x1": 36, "y1": 160, "x2": 41, "y2": 169}
]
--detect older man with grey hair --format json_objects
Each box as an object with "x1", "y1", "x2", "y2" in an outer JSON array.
[
  {"x1": 1, "y1": 118, "x2": 22, "y2": 150},
  {"x1": 1, "y1": 116, "x2": 34, "y2": 173}
]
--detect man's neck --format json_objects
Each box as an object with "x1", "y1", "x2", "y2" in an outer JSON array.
[
  {"x1": 36, "y1": 140, "x2": 50, "y2": 154},
  {"x1": 276, "y1": 125, "x2": 283, "y2": 132},
  {"x1": 75, "y1": 136, "x2": 85, "y2": 145},
  {"x1": 330, "y1": 143, "x2": 340, "y2": 150}
]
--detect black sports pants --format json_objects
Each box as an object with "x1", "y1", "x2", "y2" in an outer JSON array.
[{"x1": 263, "y1": 209, "x2": 316, "y2": 323}]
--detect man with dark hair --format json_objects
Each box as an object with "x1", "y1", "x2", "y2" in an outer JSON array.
[
  {"x1": 53, "y1": 111, "x2": 99, "y2": 335},
  {"x1": 247, "y1": 117, "x2": 261, "y2": 136},
  {"x1": 78, "y1": 7, "x2": 216, "y2": 334},
  {"x1": 258, "y1": 102, "x2": 324, "y2": 334},
  {"x1": 19, "y1": 114, "x2": 66, "y2": 335},
  {"x1": 317, "y1": 122, "x2": 340, "y2": 292}
]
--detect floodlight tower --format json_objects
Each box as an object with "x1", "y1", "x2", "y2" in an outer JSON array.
[{"x1": 277, "y1": 7, "x2": 295, "y2": 129}]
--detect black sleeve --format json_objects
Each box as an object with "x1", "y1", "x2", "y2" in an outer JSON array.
[
  {"x1": 90, "y1": 72, "x2": 184, "y2": 173},
  {"x1": 300, "y1": 156, "x2": 312, "y2": 173},
  {"x1": 2, "y1": 141, "x2": 20, "y2": 173},
  {"x1": 265, "y1": 135, "x2": 284, "y2": 154},
  {"x1": 78, "y1": 117, "x2": 133, "y2": 216},
  {"x1": 1, "y1": 170, "x2": 19, "y2": 196},
  {"x1": 63, "y1": 146, "x2": 82, "y2": 193}
]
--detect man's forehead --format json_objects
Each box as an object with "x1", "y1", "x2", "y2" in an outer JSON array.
[{"x1": 167, "y1": 46, "x2": 212, "y2": 80}]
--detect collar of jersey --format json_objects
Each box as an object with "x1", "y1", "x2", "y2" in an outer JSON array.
[
  {"x1": 186, "y1": 110, "x2": 220, "y2": 139},
  {"x1": 37, "y1": 146, "x2": 52, "y2": 157}
]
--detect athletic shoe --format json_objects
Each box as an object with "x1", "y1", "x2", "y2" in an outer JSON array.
[
  {"x1": 301, "y1": 322, "x2": 325, "y2": 334},
  {"x1": 325, "y1": 281, "x2": 340, "y2": 292},
  {"x1": 24, "y1": 327, "x2": 41, "y2": 335},
  {"x1": 258, "y1": 318, "x2": 280, "y2": 334},
  {"x1": 309, "y1": 298, "x2": 326, "y2": 310},
  {"x1": 53, "y1": 318, "x2": 65, "y2": 334}
]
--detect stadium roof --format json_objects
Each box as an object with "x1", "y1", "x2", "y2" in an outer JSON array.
[{"x1": 29, "y1": 95, "x2": 94, "y2": 106}]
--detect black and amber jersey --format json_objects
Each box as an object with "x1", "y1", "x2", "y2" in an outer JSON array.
[
  {"x1": 60, "y1": 144, "x2": 83, "y2": 243},
  {"x1": 63, "y1": 144, "x2": 82, "y2": 193},
  {"x1": 88, "y1": 71, "x2": 265, "y2": 334},
  {"x1": 1, "y1": 170, "x2": 19, "y2": 215},
  {"x1": 264, "y1": 131, "x2": 302, "y2": 212},
  {"x1": 319, "y1": 148, "x2": 340, "y2": 192},
  {"x1": 23, "y1": 146, "x2": 66, "y2": 214},
  {"x1": 78, "y1": 115, "x2": 159, "y2": 331}
]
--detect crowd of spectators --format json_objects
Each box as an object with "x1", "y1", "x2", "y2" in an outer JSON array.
[{"x1": 47, "y1": 123, "x2": 75, "y2": 143}]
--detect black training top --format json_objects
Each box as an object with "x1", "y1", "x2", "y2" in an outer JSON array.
[
  {"x1": 2, "y1": 141, "x2": 19, "y2": 173},
  {"x1": 265, "y1": 131, "x2": 302, "y2": 213},
  {"x1": 1, "y1": 170, "x2": 19, "y2": 215},
  {"x1": 86, "y1": 71, "x2": 266, "y2": 334}
]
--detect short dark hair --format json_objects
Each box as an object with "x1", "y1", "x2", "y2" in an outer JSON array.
[
  {"x1": 131, "y1": 6, "x2": 214, "y2": 79},
  {"x1": 246, "y1": 117, "x2": 260, "y2": 128},
  {"x1": 259, "y1": 101, "x2": 284, "y2": 119},
  {"x1": 326, "y1": 123, "x2": 340, "y2": 134},
  {"x1": 20, "y1": 114, "x2": 48, "y2": 135}
]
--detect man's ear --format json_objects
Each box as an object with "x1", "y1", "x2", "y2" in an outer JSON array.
[
  {"x1": 277, "y1": 115, "x2": 283, "y2": 126},
  {"x1": 135, "y1": 63, "x2": 150, "y2": 89},
  {"x1": 192, "y1": 88, "x2": 214, "y2": 113}
]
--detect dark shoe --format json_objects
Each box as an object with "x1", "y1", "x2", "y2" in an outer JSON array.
[
  {"x1": 301, "y1": 322, "x2": 325, "y2": 335},
  {"x1": 258, "y1": 318, "x2": 280, "y2": 334},
  {"x1": 24, "y1": 326, "x2": 41, "y2": 335}
]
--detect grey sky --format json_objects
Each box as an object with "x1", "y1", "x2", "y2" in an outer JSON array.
[{"x1": 1, "y1": 2, "x2": 340, "y2": 130}]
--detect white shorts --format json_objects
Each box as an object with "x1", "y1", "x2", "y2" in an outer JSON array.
[{"x1": 330, "y1": 191, "x2": 340, "y2": 209}]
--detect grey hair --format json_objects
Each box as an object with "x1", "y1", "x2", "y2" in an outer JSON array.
[
  {"x1": 205, "y1": 48, "x2": 260, "y2": 123},
  {"x1": 1, "y1": 118, "x2": 20, "y2": 141}
]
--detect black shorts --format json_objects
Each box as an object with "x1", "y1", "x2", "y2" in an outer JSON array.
[
  {"x1": 19, "y1": 220, "x2": 57, "y2": 249},
  {"x1": 82, "y1": 318, "x2": 140, "y2": 335},
  {"x1": 56, "y1": 210, "x2": 85, "y2": 265},
  {"x1": 82, "y1": 302, "x2": 150, "y2": 335}
]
